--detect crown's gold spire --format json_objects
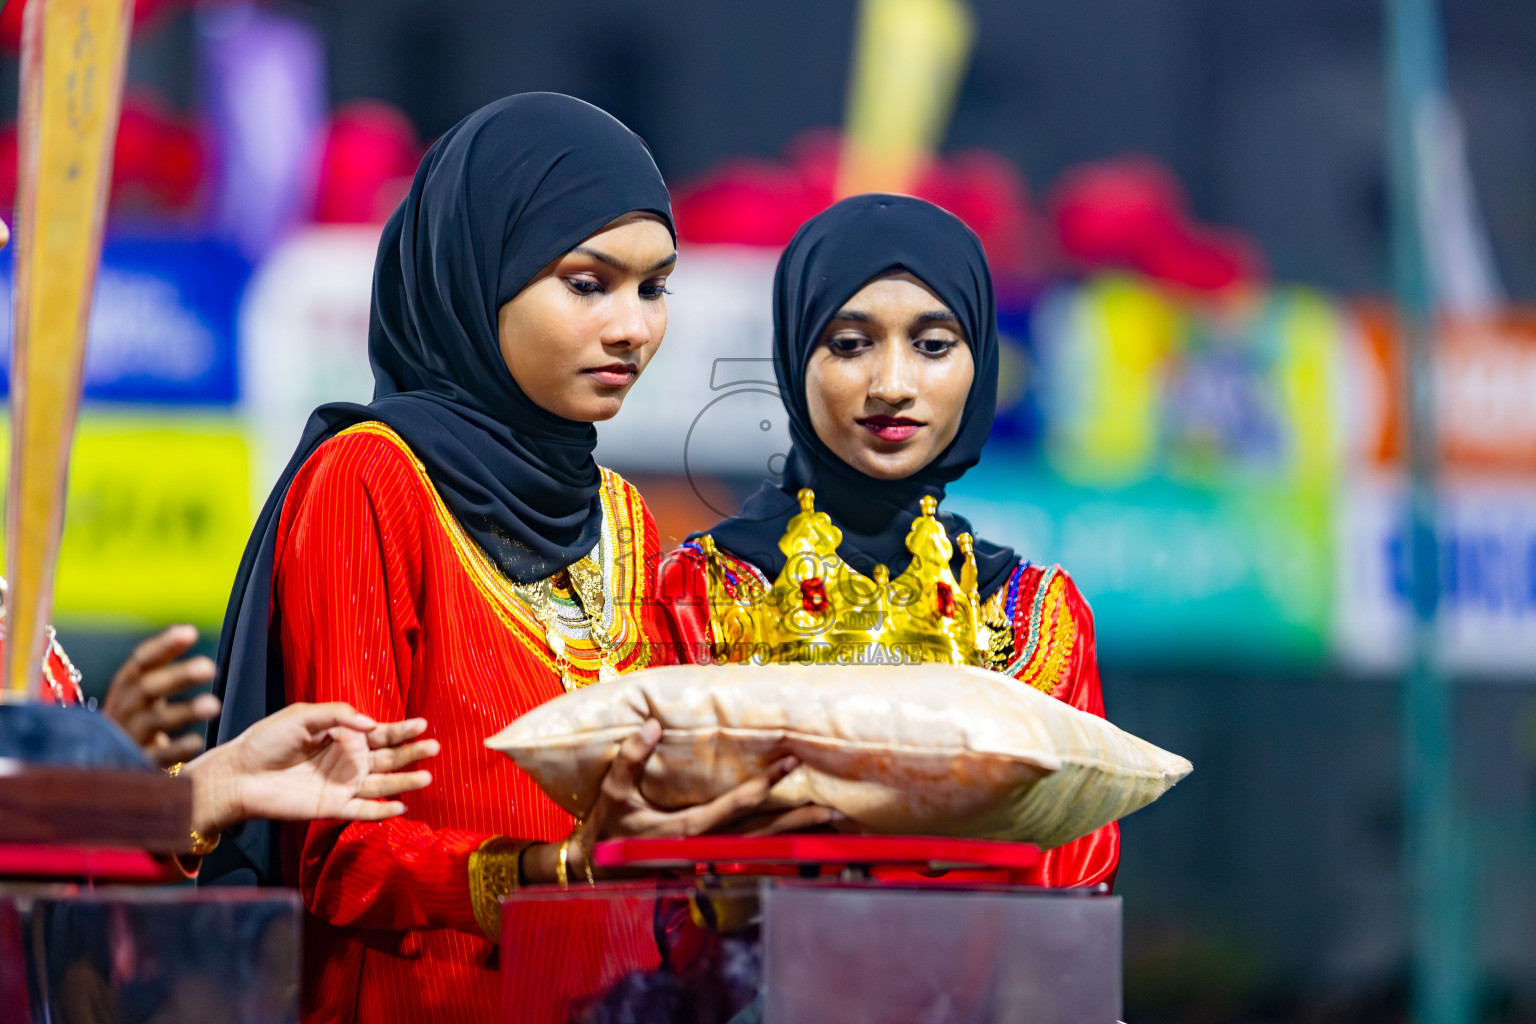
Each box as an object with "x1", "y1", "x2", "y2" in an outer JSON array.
[
  {"x1": 697, "y1": 488, "x2": 984, "y2": 667},
  {"x1": 958, "y1": 533, "x2": 978, "y2": 602},
  {"x1": 780, "y1": 488, "x2": 843, "y2": 562}
]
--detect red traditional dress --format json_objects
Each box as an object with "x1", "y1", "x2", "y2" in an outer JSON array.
[
  {"x1": 272, "y1": 422, "x2": 664, "y2": 1024},
  {"x1": 654, "y1": 542, "x2": 1120, "y2": 890},
  {"x1": 0, "y1": 582, "x2": 86, "y2": 706}
]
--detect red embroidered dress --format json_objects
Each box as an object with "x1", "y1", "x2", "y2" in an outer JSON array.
[
  {"x1": 0, "y1": 579, "x2": 85, "y2": 705},
  {"x1": 654, "y1": 544, "x2": 1121, "y2": 890},
  {"x1": 272, "y1": 422, "x2": 663, "y2": 1024}
]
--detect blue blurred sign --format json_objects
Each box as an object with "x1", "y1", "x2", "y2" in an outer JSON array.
[
  {"x1": 0, "y1": 236, "x2": 249, "y2": 404},
  {"x1": 1336, "y1": 479, "x2": 1536, "y2": 676}
]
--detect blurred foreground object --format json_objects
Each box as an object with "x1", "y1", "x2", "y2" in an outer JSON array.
[
  {"x1": 0, "y1": 0, "x2": 205, "y2": 904},
  {"x1": 5, "y1": 0, "x2": 134, "y2": 702},
  {"x1": 838, "y1": 0, "x2": 973, "y2": 198},
  {"x1": 0, "y1": 889, "x2": 301, "y2": 1024},
  {"x1": 500, "y1": 866, "x2": 1120, "y2": 1024}
]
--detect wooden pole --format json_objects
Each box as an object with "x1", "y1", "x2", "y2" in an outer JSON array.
[{"x1": 2, "y1": 0, "x2": 135, "y2": 701}]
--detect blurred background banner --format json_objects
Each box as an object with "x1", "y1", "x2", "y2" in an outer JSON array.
[
  {"x1": 0, "y1": 237, "x2": 247, "y2": 403},
  {"x1": 0, "y1": 414, "x2": 250, "y2": 626},
  {"x1": 0, "y1": 0, "x2": 1529, "y2": 1018}
]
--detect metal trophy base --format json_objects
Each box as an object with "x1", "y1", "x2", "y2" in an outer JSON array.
[
  {"x1": 0, "y1": 886, "x2": 303, "y2": 1024},
  {"x1": 763, "y1": 883, "x2": 1120, "y2": 1024},
  {"x1": 501, "y1": 836, "x2": 1121, "y2": 1024}
]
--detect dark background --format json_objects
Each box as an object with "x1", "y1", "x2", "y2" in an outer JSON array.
[
  {"x1": 300, "y1": 0, "x2": 1536, "y2": 297},
  {"x1": 55, "y1": 0, "x2": 1536, "y2": 297},
  {"x1": 42, "y1": 2, "x2": 1536, "y2": 1020}
]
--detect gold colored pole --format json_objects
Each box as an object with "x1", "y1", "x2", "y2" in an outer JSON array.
[
  {"x1": 3, "y1": 0, "x2": 135, "y2": 702},
  {"x1": 838, "y1": 0, "x2": 974, "y2": 199}
]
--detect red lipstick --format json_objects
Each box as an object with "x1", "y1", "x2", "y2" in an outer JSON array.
[
  {"x1": 858, "y1": 415, "x2": 923, "y2": 442},
  {"x1": 586, "y1": 362, "x2": 638, "y2": 387}
]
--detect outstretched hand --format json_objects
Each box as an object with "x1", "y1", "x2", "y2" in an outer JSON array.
[
  {"x1": 101, "y1": 625, "x2": 220, "y2": 768},
  {"x1": 187, "y1": 702, "x2": 439, "y2": 837}
]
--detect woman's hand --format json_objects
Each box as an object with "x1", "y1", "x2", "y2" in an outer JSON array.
[
  {"x1": 523, "y1": 719, "x2": 839, "y2": 883},
  {"x1": 101, "y1": 625, "x2": 221, "y2": 768},
  {"x1": 184, "y1": 702, "x2": 439, "y2": 837}
]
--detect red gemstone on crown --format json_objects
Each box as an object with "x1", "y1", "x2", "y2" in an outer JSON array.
[
  {"x1": 800, "y1": 577, "x2": 829, "y2": 612},
  {"x1": 935, "y1": 581, "x2": 955, "y2": 618}
]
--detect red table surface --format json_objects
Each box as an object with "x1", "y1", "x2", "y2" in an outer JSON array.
[{"x1": 593, "y1": 834, "x2": 1041, "y2": 872}]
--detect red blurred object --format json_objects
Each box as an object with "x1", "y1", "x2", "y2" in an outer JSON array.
[
  {"x1": 0, "y1": 127, "x2": 16, "y2": 217},
  {"x1": 0, "y1": 0, "x2": 187, "y2": 50},
  {"x1": 671, "y1": 130, "x2": 834, "y2": 248},
  {"x1": 112, "y1": 93, "x2": 205, "y2": 213},
  {"x1": 1049, "y1": 154, "x2": 1264, "y2": 292},
  {"x1": 0, "y1": 93, "x2": 205, "y2": 215},
  {"x1": 912, "y1": 149, "x2": 1035, "y2": 273},
  {"x1": 594, "y1": 834, "x2": 1042, "y2": 873},
  {"x1": 314, "y1": 100, "x2": 422, "y2": 224},
  {"x1": 673, "y1": 129, "x2": 1039, "y2": 274}
]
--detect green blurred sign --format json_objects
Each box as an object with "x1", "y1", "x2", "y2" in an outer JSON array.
[{"x1": 949, "y1": 462, "x2": 1332, "y2": 666}]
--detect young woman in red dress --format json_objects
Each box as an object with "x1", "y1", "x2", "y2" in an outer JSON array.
[
  {"x1": 656, "y1": 194, "x2": 1120, "y2": 890},
  {"x1": 204, "y1": 94, "x2": 824, "y2": 1024}
]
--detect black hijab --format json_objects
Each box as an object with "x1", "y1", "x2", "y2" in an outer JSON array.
[
  {"x1": 201, "y1": 93, "x2": 673, "y2": 886},
  {"x1": 698, "y1": 194, "x2": 1017, "y2": 597}
]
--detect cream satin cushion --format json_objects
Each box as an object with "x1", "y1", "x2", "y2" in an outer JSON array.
[{"x1": 486, "y1": 664, "x2": 1190, "y2": 849}]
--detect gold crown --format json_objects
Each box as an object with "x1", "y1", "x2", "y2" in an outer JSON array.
[{"x1": 698, "y1": 489, "x2": 988, "y2": 666}]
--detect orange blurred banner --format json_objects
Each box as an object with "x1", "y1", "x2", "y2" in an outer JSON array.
[{"x1": 1355, "y1": 304, "x2": 1536, "y2": 477}]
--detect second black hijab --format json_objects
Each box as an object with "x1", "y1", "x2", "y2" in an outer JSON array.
[
  {"x1": 202, "y1": 92, "x2": 673, "y2": 885},
  {"x1": 700, "y1": 194, "x2": 1018, "y2": 597}
]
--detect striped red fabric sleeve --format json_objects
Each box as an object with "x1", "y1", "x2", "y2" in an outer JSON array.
[
  {"x1": 275, "y1": 432, "x2": 488, "y2": 936},
  {"x1": 1020, "y1": 569, "x2": 1121, "y2": 890}
]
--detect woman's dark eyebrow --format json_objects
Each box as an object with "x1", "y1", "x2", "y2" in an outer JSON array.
[
  {"x1": 569, "y1": 245, "x2": 677, "y2": 274},
  {"x1": 828, "y1": 309, "x2": 959, "y2": 328},
  {"x1": 913, "y1": 310, "x2": 960, "y2": 327}
]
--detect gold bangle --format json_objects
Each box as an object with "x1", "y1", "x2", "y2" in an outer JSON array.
[
  {"x1": 165, "y1": 762, "x2": 218, "y2": 855},
  {"x1": 558, "y1": 833, "x2": 597, "y2": 888},
  {"x1": 468, "y1": 837, "x2": 534, "y2": 943}
]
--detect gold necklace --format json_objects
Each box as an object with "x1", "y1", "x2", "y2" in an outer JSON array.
[{"x1": 513, "y1": 555, "x2": 619, "y2": 690}]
